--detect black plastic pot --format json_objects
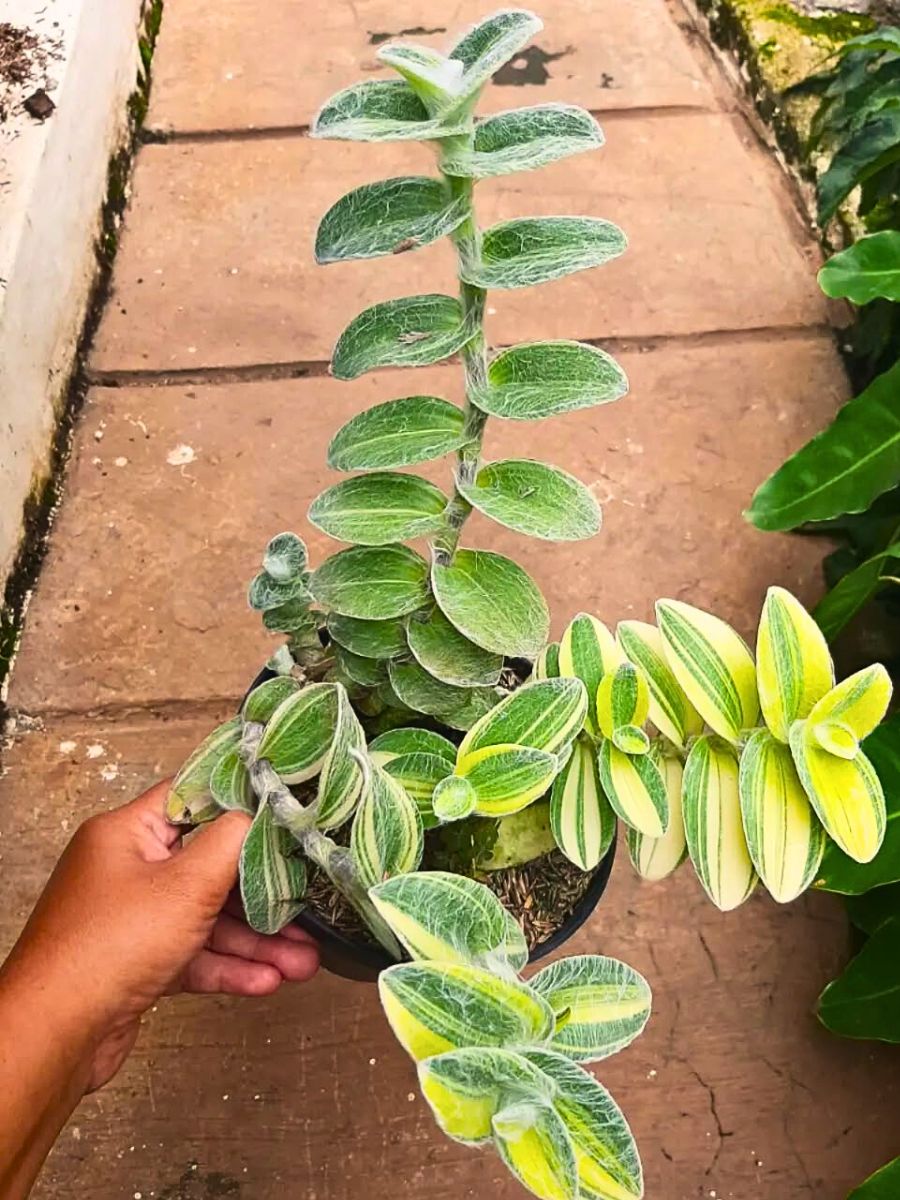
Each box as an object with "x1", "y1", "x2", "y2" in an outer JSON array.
[{"x1": 242, "y1": 664, "x2": 617, "y2": 982}]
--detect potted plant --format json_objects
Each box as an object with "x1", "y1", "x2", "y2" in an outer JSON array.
[{"x1": 165, "y1": 10, "x2": 894, "y2": 1199}]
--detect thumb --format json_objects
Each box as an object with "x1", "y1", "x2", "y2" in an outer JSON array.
[{"x1": 170, "y1": 811, "x2": 253, "y2": 909}]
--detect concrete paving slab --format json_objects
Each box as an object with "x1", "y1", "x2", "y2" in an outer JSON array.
[
  {"x1": 11, "y1": 333, "x2": 843, "y2": 716},
  {"x1": 90, "y1": 114, "x2": 826, "y2": 374},
  {"x1": 1, "y1": 717, "x2": 897, "y2": 1200},
  {"x1": 147, "y1": 0, "x2": 720, "y2": 136}
]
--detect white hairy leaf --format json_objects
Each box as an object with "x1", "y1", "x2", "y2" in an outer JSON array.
[
  {"x1": 432, "y1": 548, "x2": 549, "y2": 658},
  {"x1": 442, "y1": 104, "x2": 603, "y2": 178},
  {"x1": 332, "y1": 294, "x2": 472, "y2": 380},
  {"x1": 476, "y1": 341, "x2": 628, "y2": 421},
  {"x1": 311, "y1": 545, "x2": 430, "y2": 619},
  {"x1": 239, "y1": 803, "x2": 307, "y2": 935},
  {"x1": 312, "y1": 79, "x2": 470, "y2": 141},
  {"x1": 461, "y1": 217, "x2": 626, "y2": 290},
  {"x1": 457, "y1": 458, "x2": 601, "y2": 541},
  {"x1": 308, "y1": 471, "x2": 448, "y2": 545},
  {"x1": 315, "y1": 177, "x2": 469, "y2": 263},
  {"x1": 351, "y1": 761, "x2": 423, "y2": 888},
  {"x1": 328, "y1": 395, "x2": 466, "y2": 471}
]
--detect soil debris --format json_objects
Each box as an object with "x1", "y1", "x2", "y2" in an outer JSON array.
[{"x1": 0, "y1": 22, "x2": 62, "y2": 122}]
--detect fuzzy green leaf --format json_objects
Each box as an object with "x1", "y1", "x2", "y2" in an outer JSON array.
[
  {"x1": 255, "y1": 683, "x2": 339, "y2": 785},
  {"x1": 448, "y1": 9, "x2": 543, "y2": 101},
  {"x1": 384, "y1": 752, "x2": 449, "y2": 826},
  {"x1": 457, "y1": 459, "x2": 601, "y2": 541},
  {"x1": 166, "y1": 719, "x2": 242, "y2": 824},
  {"x1": 441, "y1": 104, "x2": 603, "y2": 178},
  {"x1": 312, "y1": 78, "x2": 470, "y2": 141},
  {"x1": 326, "y1": 612, "x2": 408, "y2": 659},
  {"x1": 533, "y1": 642, "x2": 560, "y2": 681},
  {"x1": 309, "y1": 472, "x2": 448, "y2": 545},
  {"x1": 475, "y1": 341, "x2": 628, "y2": 421},
  {"x1": 351, "y1": 761, "x2": 423, "y2": 888},
  {"x1": 210, "y1": 747, "x2": 255, "y2": 815},
  {"x1": 493, "y1": 1100, "x2": 578, "y2": 1200},
  {"x1": 242, "y1": 676, "x2": 302, "y2": 724},
  {"x1": 458, "y1": 743, "x2": 559, "y2": 817},
  {"x1": 316, "y1": 177, "x2": 469, "y2": 264},
  {"x1": 432, "y1": 774, "x2": 478, "y2": 821},
  {"x1": 459, "y1": 678, "x2": 588, "y2": 762},
  {"x1": 328, "y1": 396, "x2": 466, "y2": 471},
  {"x1": 333, "y1": 644, "x2": 388, "y2": 687},
  {"x1": 314, "y1": 684, "x2": 366, "y2": 829},
  {"x1": 432, "y1": 548, "x2": 549, "y2": 658},
  {"x1": 461, "y1": 217, "x2": 626, "y2": 290},
  {"x1": 388, "y1": 657, "x2": 490, "y2": 725},
  {"x1": 377, "y1": 43, "x2": 464, "y2": 112},
  {"x1": 262, "y1": 532, "x2": 307, "y2": 581},
  {"x1": 239, "y1": 803, "x2": 307, "y2": 935},
  {"x1": 311, "y1": 545, "x2": 430, "y2": 619},
  {"x1": 369, "y1": 727, "x2": 457, "y2": 766},
  {"x1": 407, "y1": 605, "x2": 504, "y2": 687},
  {"x1": 247, "y1": 569, "x2": 311, "y2": 612},
  {"x1": 419, "y1": 1047, "x2": 554, "y2": 1145},
  {"x1": 332, "y1": 294, "x2": 473, "y2": 380},
  {"x1": 530, "y1": 955, "x2": 651, "y2": 1063},
  {"x1": 818, "y1": 231, "x2": 900, "y2": 304}
]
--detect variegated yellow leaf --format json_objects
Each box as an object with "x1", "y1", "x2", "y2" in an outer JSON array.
[
  {"x1": 617, "y1": 621, "x2": 703, "y2": 749},
  {"x1": 369, "y1": 871, "x2": 528, "y2": 974},
  {"x1": 350, "y1": 761, "x2": 423, "y2": 888},
  {"x1": 597, "y1": 739, "x2": 668, "y2": 838},
  {"x1": 596, "y1": 663, "x2": 650, "y2": 755},
  {"x1": 558, "y1": 613, "x2": 622, "y2": 734},
  {"x1": 239, "y1": 801, "x2": 307, "y2": 935},
  {"x1": 529, "y1": 955, "x2": 651, "y2": 1063},
  {"x1": 459, "y1": 742, "x2": 559, "y2": 817},
  {"x1": 656, "y1": 599, "x2": 759, "y2": 744},
  {"x1": 755, "y1": 586, "x2": 834, "y2": 742},
  {"x1": 255, "y1": 682, "x2": 340, "y2": 784},
  {"x1": 805, "y1": 664, "x2": 892, "y2": 746},
  {"x1": 459, "y1": 678, "x2": 587, "y2": 766},
  {"x1": 368, "y1": 726, "x2": 457, "y2": 768},
  {"x1": 789, "y1": 723, "x2": 886, "y2": 863},
  {"x1": 379, "y1": 961, "x2": 555, "y2": 1061},
  {"x1": 626, "y1": 748, "x2": 687, "y2": 882},
  {"x1": 810, "y1": 719, "x2": 859, "y2": 760},
  {"x1": 738, "y1": 729, "x2": 826, "y2": 903},
  {"x1": 383, "y1": 752, "x2": 449, "y2": 826},
  {"x1": 534, "y1": 642, "x2": 561, "y2": 681},
  {"x1": 493, "y1": 1100, "x2": 578, "y2": 1200},
  {"x1": 550, "y1": 737, "x2": 616, "y2": 871},
  {"x1": 419, "y1": 1047, "x2": 554, "y2": 1144},
  {"x1": 682, "y1": 735, "x2": 757, "y2": 911},
  {"x1": 166, "y1": 718, "x2": 243, "y2": 824},
  {"x1": 314, "y1": 684, "x2": 365, "y2": 829}
]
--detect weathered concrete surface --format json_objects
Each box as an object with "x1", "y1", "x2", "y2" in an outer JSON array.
[{"x1": 2, "y1": 0, "x2": 896, "y2": 1196}]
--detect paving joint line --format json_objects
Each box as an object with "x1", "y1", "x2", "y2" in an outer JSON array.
[{"x1": 6, "y1": 695, "x2": 240, "y2": 731}]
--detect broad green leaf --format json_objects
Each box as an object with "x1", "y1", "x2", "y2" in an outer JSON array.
[
  {"x1": 476, "y1": 341, "x2": 628, "y2": 421},
  {"x1": 314, "y1": 684, "x2": 365, "y2": 829},
  {"x1": 419, "y1": 1046, "x2": 553, "y2": 1144},
  {"x1": 210, "y1": 747, "x2": 255, "y2": 815},
  {"x1": 461, "y1": 217, "x2": 626, "y2": 290},
  {"x1": 311, "y1": 545, "x2": 430, "y2": 619},
  {"x1": 316, "y1": 177, "x2": 467, "y2": 264},
  {"x1": 746, "y1": 360, "x2": 900, "y2": 531},
  {"x1": 627, "y1": 749, "x2": 688, "y2": 882},
  {"x1": 738, "y1": 730, "x2": 826, "y2": 903},
  {"x1": 846, "y1": 883, "x2": 900, "y2": 935},
  {"x1": 247, "y1": 568, "x2": 311, "y2": 611},
  {"x1": 384, "y1": 752, "x2": 448, "y2": 826},
  {"x1": 459, "y1": 742, "x2": 559, "y2": 816},
  {"x1": 617, "y1": 621, "x2": 702, "y2": 750},
  {"x1": 308, "y1": 472, "x2": 448, "y2": 545},
  {"x1": 389, "y1": 657, "x2": 486, "y2": 723},
  {"x1": 377, "y1": 43, "x2": 464, "y2": 112},
  {"x1": 530, "y1": 954, "x2": 651, "y2": 1065},
  {"x1": 370, "y1": 870, "x2": 529, "y2": 973},
  {"x1": 559, "y1": 613, "x2": 622, "y2": 735},
  {"x1": 262, "y1": 598, "x2": 316, "y2": 635},
  {"x1": 242, "y1": 676, "x2": 302, "y2": 724},
  {"x1": 407, "y1": 605, "x2": 503, "y2": 687},
  {"x1": 789, "y1": 722, "x2": 886, "y2": 863},
  {"x1": 448, "y1": 9, "x2": 544, "y2": 102},
  {"x1": 262, "y1": 531, "x2": 307, "y2": 581},
  {"x1": 379, "y1": 960, "x2": 554, "y2": 1060},
  {"x1": 369, "y1": 726, "x2": 457, "y2": 767},
  {"x1": 433, "y1": 773, "x2": 478, "y2": 821},
  {"x1": 755, "y1": 586, "x2": 834, "y2": 742},
  {"x1": 326, "y1": 612, "x2": 408, "y2": 659},
  {"x1": 847, "y1": 1157, "x2": 900, "y2": 1200},
  {"x1": 457, "y1": 459, "x2": 601, "y2": 541},
  {"x1": 332, "y1": 294, "x2": 472, "y2": 380},
  {"x1": 818, "y1": 231, "x2": 900, "y2": 304},
  {"x1": 814, "y1": 542, "x2": 900, "y2": 642},
  {"x1": 534, "y1": 642, "x2": 560, "y2": 680},
  {"x1": 350, "y1": 761, "x2": 423, "y2": 888},
  {"x1": 598, "y1": 739, "x2": 668, "y2": 839},
  {"x1": 166, "y1": 718, "x2": 242, "y2": 824},
  {"x1": 656, "y1": 599, "x2": 759, "y2": 744},
  {"x1": 255, "y1": 683, "x2": 339, "y2": 784},
  {"x1": 805, "y1": 663, "x2": 892, "y2": 744},
  {"x1": 432, "y1": 548, "x2": 549, "y2": 658},
  {"x1": 816, "y1": 717, "x2": 900, "y2": 893},
  {"x1": 312, "y1": 79, "x2": 470, "y2": 141},
  {"x1": 328, "y1": 395, "x2": 466, "y2": 471},
  {"x1": 817, "y1": 107, "x2": 900, "y2": 224},
  {"x1": 239, "y1": 802, "x2": 307, "y2": 935},
  {"x1": 333, "y1": 644, "x2": 388, "y2": 688},
  {"x1": 818, "y1": 915, "x2": 900, "y2": 1041},
  {"x1": 550, "y1": 737, "x2": 616, "y2": 871},
  {"x1": 493, "y1": 1100, "x2": 578, "y2": 1200},
  {"x1": 596, "y1": 663, "x2": 651, "y2": 755},
  {"x1": 522, "y1": 1049, "x2": 643, "y2": 1200},
  {"x1": 460, "y1": 678, "x2": 588, "y2": 763},
  {"x1": 683, "y1": 736, "x2": 757, "y2": 911},
  {"x1": 442, "y1": 104, "x2": 603, "y2": 179}
]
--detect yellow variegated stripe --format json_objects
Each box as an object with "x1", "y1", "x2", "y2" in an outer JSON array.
[
  {"x1": 756, "y1": 586, "x2": 834, "y2": 742},
  {"x1": 558, "y1": 613, "x2": 623, "y2": 734},
  {"x1": 789, "y1": 723, "x2": 886, "y2": 863},
  {"x1": 239, "y1": 802, "x2": 307, "y2": 935},
  {"x1": 550, "y1": 737, "x2": 615, "y2": 871},
  {"x1": 314, "y1": 684, "x2": 365, "y2": 829},
  {"x1": 460, "y1": 742, "x2": 560, "y2": 816},
  {"x1": 166, "y1": 718, "x2": 243, "y2": 824},
  {"x1": 255, "y1": 682, "x2": 340, "y2": 784},
  {"x1": 459, "y1": 678, "x2": 588, "y2": 764},
  {"x1": 350, "y1": 763, "x2": 423, "y2": 888},
  {"x1": 209, "y1": 746, "x2": 255, "y2": 814},
  {"x1": 805, "y1": 663, "x2": 892, "y2": 744},
  {"x1": 432, "y1": 773, "x2": 478, "y2": 821},
  {"x1": 418, "y1": 1047, "x2": 554, "y2": 1144},
  {"x1": 596, "y1": 663, "x2": 651, "y2": 755},
  {"x1": 530, "y1": 955, "x2": 651, "y2": 1063},
  {"x1": 523, "y1": 1050, "x2": 643, "y2": 1200},
  {"x1": 378, "y1": 961, "x2": 555, "y2": 1061},
  {"x1": 383, "y1": 752, "x2": 449, "y2": 827},
  {"x1": 617, "y1": 620, "x2": 703, "y2": 750},
  {"x1": 656, "y1": 599, "x2": 759, "y2": 744},
  {"x1": 368, "y1": 726, "x2": 457, "y2": 769},
  {"x1": 811, "y1": 719, "x2": 859, "y2": 759},
  {"x1": 682, "y1": 735, "x2": 757, "y2": 911},
  {"x1": 598, "y1": 739, "x2": 668, "y2": 838},
  {"x1": 493, "y1": 1101, "x2": 578, "y2": 1200},
  {"x1": 626, "y1": 751, "x2": 687, "y2": 882},
  {"x1": 370, "y1": 871, "x2": 529, "y2": 973},
  {"x1": 534, "y1": 642, "x2": 561, "y2": 680},
  {"x1": 738, "y1": 729, "x2": 825, "y2": 903}
]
